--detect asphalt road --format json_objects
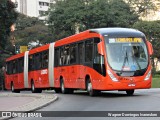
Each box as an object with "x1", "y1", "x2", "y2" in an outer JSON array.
[{"x1": 12, "y1": 89, "x2": 160, "y2": 120}]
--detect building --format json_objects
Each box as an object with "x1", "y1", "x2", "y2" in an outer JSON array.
[{"x1": 11, "y1": 0, "x2": 55, "y2": 21}]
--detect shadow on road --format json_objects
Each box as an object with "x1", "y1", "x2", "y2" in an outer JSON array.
[{"x1": 61, "y1": 90, "x2": 148, "y2": 98}]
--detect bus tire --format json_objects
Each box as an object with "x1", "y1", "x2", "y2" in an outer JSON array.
[
  {"x1": 60, "y1": 79, "x2": 69, "y2": 94},
  {"x1": 87, "y1": 79, "x2": 98, "y2": 97},
  {"x1": 126, "y1": 90, "x2": 134, "y2": 96},
  {"x1": 31, "y1": 81, "x2": 41, "y2": 93},
  {"x1": 11, "y1": 82, "x2": 20, "y2": 93}
]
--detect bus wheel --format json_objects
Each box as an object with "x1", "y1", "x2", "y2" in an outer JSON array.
[
  {"x1": 87, "y1": 80, "x2": 98, "y2": 96},
  {"x1": 126, "y1": 90, "x2": 134, "y2": 96},
  {"x1": 60, "y1": 79, "x2": 69, "y2": 94},
  {"x1": 11, "y1": 82, "x2": 20, "y2": 93},
  {"x1": 31, "y1": 81, "x2": 41, "y2": 93}
]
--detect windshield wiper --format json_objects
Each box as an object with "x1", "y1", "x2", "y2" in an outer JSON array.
[{"x1": 119, "y1": 50, "x2": 128, "y2": 75}]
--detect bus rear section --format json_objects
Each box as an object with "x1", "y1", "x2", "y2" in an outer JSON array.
[{"x1": 5, "y1": 53, "x2": 25, "y2": 93}]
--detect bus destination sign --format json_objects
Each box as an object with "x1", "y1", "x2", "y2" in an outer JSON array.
[{"x1": 109, "y1": 38, "x2": 142, "y2": 43}]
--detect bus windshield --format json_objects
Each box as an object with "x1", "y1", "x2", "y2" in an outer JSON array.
[{"x1": 105, "y1": 37, "x2": 148, "y2": 72}]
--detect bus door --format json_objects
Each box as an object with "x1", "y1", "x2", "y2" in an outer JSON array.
[
  {"x1": 12, "y1": 60, "x2": 19, "y2": 89},
  {"x1": 77, "y1": 42, "x2": 85, "y2": 88},
  {"x1": 41, "y1": 51, "x2": 49, "y2": 87},
  {"x1": 17, "y1": 58, "x2": 24, "y2": 89},
  {"x1": 69, "y1": 44, "x2": 78, "y2": 88}
]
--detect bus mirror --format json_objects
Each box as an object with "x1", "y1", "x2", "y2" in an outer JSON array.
[
  {"x1": 147, "y1": 41, "x2": 153, "y2": 56},
  {"x1": 98, "y1": 42, "x2": 104, "y2": 56}
]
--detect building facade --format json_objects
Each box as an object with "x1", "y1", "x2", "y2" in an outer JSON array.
[{"x1": 11, "y1": 0, "x2": 55, "y2": 20}]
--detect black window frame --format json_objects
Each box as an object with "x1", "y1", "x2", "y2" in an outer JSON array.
[
  {"x1": 41, "y1": 50, "x2": 49, "y2": 69},
  {"x1": 69, "y1": 43, "x2": 77, "y2": 65},
  {"x1": 85, "y1": 39, "x2": 94, "y2": 63}
]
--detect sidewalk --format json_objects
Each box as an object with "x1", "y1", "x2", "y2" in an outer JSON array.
[{"x1": 0, "y1": 91, "x2": 57, "y2": 111}]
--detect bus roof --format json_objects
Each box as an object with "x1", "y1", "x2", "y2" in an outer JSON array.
[
  {"x1": 6, "y1": 52, "x2": 25, "y2": 62},
  {"x1": 89, "y1": 28, "x2": 145, "y2": 37}
]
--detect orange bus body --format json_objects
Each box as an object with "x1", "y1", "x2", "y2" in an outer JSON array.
[{"x1": 5, "y1": 28, "x2": 153, "y2": 95}]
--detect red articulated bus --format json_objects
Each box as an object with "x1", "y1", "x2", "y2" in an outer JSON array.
[{"x1": 5, "y1": 28, "x2": 153, "y2": 96}]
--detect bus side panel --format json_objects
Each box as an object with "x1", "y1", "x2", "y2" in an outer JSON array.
[
  {"x1": 54, "y1": 67, "x2": 60, "y2": 88},
  {"x1": 11, "y1": 74, "x2": 19, "y2": 89},
  {"x1": 28, "y1": 70, "x2": 50, "y2": 89},
  {"x1": 54, "y1": 65, "x2": 85, "y2": 89},
  {"x1": 59, "y1": 66, "x2": 70, "y2": 88},
  {"x1": 76, "y1": 65, "x2": 85, "y2": 89},
  {"x1": 5, "y1": 74, "x2": 12, "y2": 90},
  {"x1": 40, "y1": 69, "x2": 49, "y2": 88},
  {"x1": 28, "y1": 71, "x2": 38, "y2": 88},
  {"x1": 18, "y1": 73, "x2": 24, "y2": 89}
]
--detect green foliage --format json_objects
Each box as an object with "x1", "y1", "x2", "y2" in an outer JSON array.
[
  {"x1": 133, "y1": 21, "x2": 160, "y2": 59},
  {"x1": 15, "y1": 13, "x2": 43, "y2": 30},
  {"x1": 48, "y1": 0, "x2": 139, "y2": 40},
  {"x1": 152, "y1": 77, "x2": 160, "y2": 88},
  {"x1": 14, "y1": 13, "x2": 54, "y2": 47},
  {"x1": 0, "y1": 0, "x2": 18, "y2": 50},
  {"x1": 133, "y1": 20, "x2": 160, "y2": 72},
  {"x1": 15, "y1": 24, "x2": 54, "y2": 45}
]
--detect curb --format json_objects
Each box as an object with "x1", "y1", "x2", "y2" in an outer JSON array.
[{"x1": 0, "y1": 93, "x2": 58, "y2": 120}]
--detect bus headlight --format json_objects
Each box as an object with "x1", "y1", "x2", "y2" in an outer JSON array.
[
  {"x1": 144, "y1": 70, "x2": 151, "y2": 81},
  {"x1": 107, "y1": 70, "x2": 118, "y2": 82}
]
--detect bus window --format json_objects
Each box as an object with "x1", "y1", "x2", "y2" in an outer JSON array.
[
  {"x1": 8, "y1": 62, "x2": 12, "y2": 74},
  {"x1": 6, "y1": 62, "x2": 10, "y2": 75},
  {"x1": 18, "y1": 58, "x2": 24, "y2": 73},
  {"x1": 35, "y1": 53, "x2": 41, "y2": 70},
  {"x1": 42, "y1": 50, "x2": 49, "y2": 69},
  {"x1": 85, "y1": 40, "x2": 93, "y2": 62},
  {"x1": 60, "y1": 47, "x2": 64, "y2": 66},
  {"x1": 93, "y1": 38, "x2": 106, "y2": 76},
  {"x1": 78, "y1": 42, "x2": 84, "y2": 64},
  {"x1": 64, "y1": 45, "x2": 70, "y2": 65},
  {"x1": 55, "y1": 48, "x2": 60, "y2": 67},
  {"x1": 70, "y1": 44, "x2": 77, "y2": 64},
  {"x1": 12, "y1": 60, "x2": 17, "y2": 74},
  {"x1": 29, "y1": 55, "x2": 34, "y2": 71}
]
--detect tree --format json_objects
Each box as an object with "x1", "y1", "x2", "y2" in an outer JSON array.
[
  {"x1": 48, "y1": 0, "x2": 139, "y2": 40},
  {"x1": 14, "y1": 24, "x2": 54, "y2": 46},
  {"x1": 133, "y1": 21, "x2": 160, "y2": 73},
  {"x1": 13, "y1": 13, "x2": 54, "y2": 49},
  {"x1": 126, "y1": 0, "x2": 156, "y2": 16},
  {"x1": 0, "y1": 0, "x2": 18, "y2": 50},
  {"x1": 15, "y1": 13, "x2": 43, "y2": 30},
  {"x1": 0, "y1": 0, "x2": 17, "y2": 90}
]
